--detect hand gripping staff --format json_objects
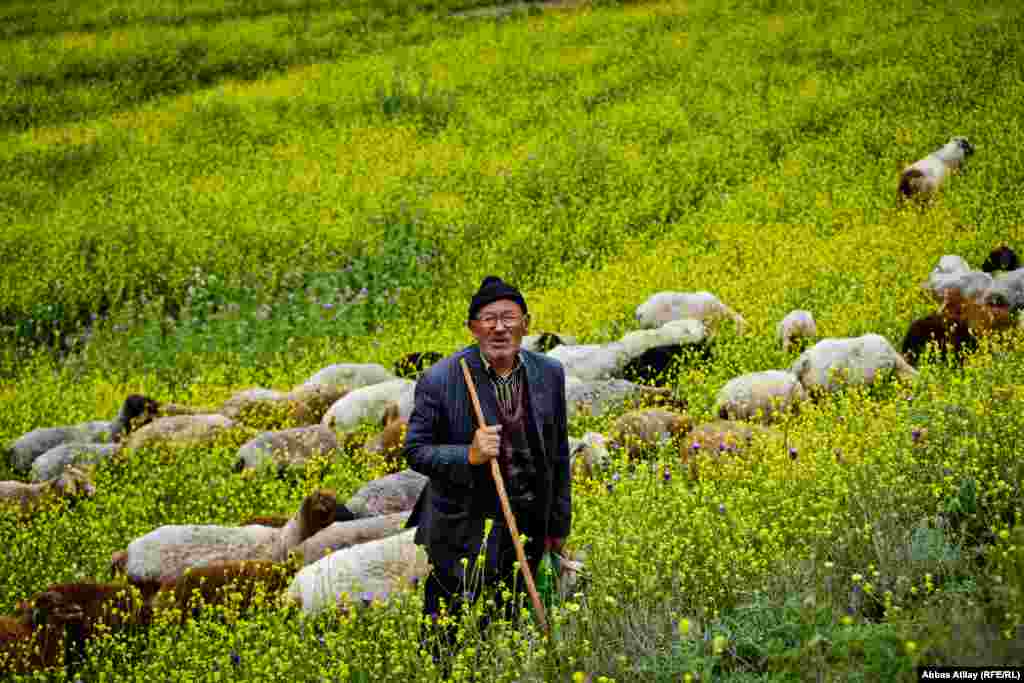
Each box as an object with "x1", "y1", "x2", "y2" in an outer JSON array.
[{"x1": 458, "y1": 357, "x2": 549, "y2": 635}]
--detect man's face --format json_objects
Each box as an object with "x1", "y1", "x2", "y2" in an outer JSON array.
[{"x1": 469, "y1": 299, "x2": 529, "y2": 367}]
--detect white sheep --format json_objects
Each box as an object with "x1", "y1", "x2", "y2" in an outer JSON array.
[
  {"x1": 789, "y1": 334, "x2": 918, "y2": 395},
  {"x1": 713, "y1": 370, "x2": 808, "y2": 424},
  {"x1": 547, "y1": 343, "x2": 630, "y2": 381},
  {"x1": 286, "y1": 528, "x2": 429, "y2": 616},
  {"x1": 321, "y1": 379, "x2": 416, "y2": 433},
  {"x1": 922, "y1": 255, "x2": 992, "y2": 304},
  {"x1": 776, "y1": 310, "x2": 818, "y2": 352},
  {"x1": 899, "y1": 136, "x2": 975, "y2": 200},
  {"x1": 635, "y1": 291, "x2": 746, "y2": 335}
]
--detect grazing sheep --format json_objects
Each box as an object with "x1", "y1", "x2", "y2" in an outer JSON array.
[
  {"x1": 293, "y1": 512, "x2": 412, "y2": 566},
  {"x1": 899, "y1": 136, "x2": 975, "y2": 200},
  {"x1": 901, "y1": 311, "x2": 977, "y2": 367},
  {"x1": 618, "y1": 318, "x2": 711, "y2": 383},
  {"x1": 522, "y1": 332, "x2": 576, "y2": 353},
  {"x1": 8, "y1": 421, "x2": 114, "y2": 472},
  {"x1": 713, "y1": 370, "x2": 807, "y2": 424},
  {"x1": 988, "y1": 267, "x2": 1024, "y2": 314},
  {"x1": 301, "y1": 363, "x2": 396, "y2": 390},
  {"x1": 568, "y1": 433, "x2": 611, "y2": 479},
  {"x1": 344, "y1": 469, "x2": 427, "y2": 519},
  {"x1": 220, "y1": 384, "x2": 347, "y2": 428},
  {"x1": 0, "y1": 465, "x2": 96, "y2": 516},
  {"x1": 680, "y1": 420, "x2": 778, "y2": 462},
  {"x1": 122, "y1": 414, "x2": 238, "y2": 451},
  {"x1": 982, "y1": 245, "x2": 1020, "y2": 274},
  {"x1": 565, "y1": 377, "x2": 678, "y2": 419},
  {"x1": 110, "y1": 394, "x2": 161, "y2": 442},
  {"x1": 26, "y1": 581, "x2": 150, "y2": 675},
  {"x1": 776, "y1": 310, "x2": 817, "y2": 353},
  {"x1": 286, "y1": 528, "x2": 429, "y2": 616},
  {"x1": 608, "y1": 409, "x2": 693, "y2": 460},
  {"x1": 620, "y1": 343, "x2": 713, "y2": 385},
  {"x1": 321, "y1": 379, "x2": 416, "y2": 433},
  {"x1": 789, "y1": 334, "x2": 918, "y2": 395},
  {"x1": 924, "y1": 268, "x2": 994, "y2": 306},
  {"x1": 0, "y1": 612, "x2": 48, "y2": 674},
  {"x1": 124, "y1": 489, "x2": 337, "y2": 585},
  {"x1": 362, "y1": 402, "x2": 408, "y2": 468},
  {"x1": 393, "y1": 352, "x2": 444, "y2": 379},
  {"x1": 547, "y1": 343, "x2": 630, "y2": 381},
  {"x1": 154, "y1": 560, "x2": 296, "y2": 625},
  {"x1": 30, "y1": 442, "x2": 118, "y2": 482},
  {"x1": 942, "y1": 286, "x2": 1016, "y2": 337},
  {"x1": 635, "y1": 291, "x2": 747, "y2": 335},
  {"x1": 233, "y1": 424, "x2": 340, "y2": 474}
]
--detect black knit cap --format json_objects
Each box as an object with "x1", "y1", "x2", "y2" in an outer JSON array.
[{"x1": 468, "y1": 275, "x2": 528, "y2": 321}]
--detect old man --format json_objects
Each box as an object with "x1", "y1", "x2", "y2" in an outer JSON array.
[{"x1": 404, "y1": 275, "x2": 572, "y2": 659}]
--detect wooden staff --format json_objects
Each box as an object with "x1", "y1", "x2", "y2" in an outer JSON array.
[{"x1": 459, "y1": 357, "x2": 549, "y2": 634}]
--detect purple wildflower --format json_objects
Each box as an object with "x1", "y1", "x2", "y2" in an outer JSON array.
[
  {"x1": 230, "y1": 652, "x2": 241, "y2": 667},
  {"x1": 789, "y1": 447, "x2": 798, "y2": 460},
  {"x1": 612, "y1": 472, "x2": 621, "y2": 482},
  {"x1": 718, "y1": 503, "x2": 726, "y2": 515},
  {"x1": 322, "y1": 302, "x2": 334, "y2": 310},
  {"x1": 691, "y1": 441, "x2": 701, "y2": 452},
  {"x1": 911, "y1": 428, "x2": 922, "y2": 443},
  {"x1": 663, "y1": 467, "x2": 672, "y2": 483}
]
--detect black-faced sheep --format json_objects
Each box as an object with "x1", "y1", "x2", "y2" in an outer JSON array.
[
  {"x1": 982, "y1": 245, "x2": 1021, "y2": 274},
  {"x1": 393, "y1": 352, "x2": 443, "y2": 379},
  {"x1": 898, "y1": 136, "x2": 974, "y2": 201}
]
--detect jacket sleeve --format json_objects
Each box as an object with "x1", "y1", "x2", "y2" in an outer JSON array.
[
  {"x1": 403, "y1": 371, "x2": 475, "y2": 489},
  {"x1": 547, "y1": 364, "x2": 572, "y2": 539}
]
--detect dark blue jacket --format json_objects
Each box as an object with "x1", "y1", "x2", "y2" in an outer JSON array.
[{"x1": 404, "y1": 345, "x2": 572, "y2": 569}]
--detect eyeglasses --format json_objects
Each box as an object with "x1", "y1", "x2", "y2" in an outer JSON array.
[{"x1": 474, "y1": 313, "x2": 525, "y2": 329}]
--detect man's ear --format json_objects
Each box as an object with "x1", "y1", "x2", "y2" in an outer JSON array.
[{"x1": 522, "y1": 314, "x2": 531, "y2": 334}]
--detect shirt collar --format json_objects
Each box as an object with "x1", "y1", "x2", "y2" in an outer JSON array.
[{"x1": 479, "y1": 348, "x2": 523, "y2": 380}]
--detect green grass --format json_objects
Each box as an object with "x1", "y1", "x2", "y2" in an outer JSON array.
[{"x1": 2, "y1": 0, "x2": 1024, "y2": 680}]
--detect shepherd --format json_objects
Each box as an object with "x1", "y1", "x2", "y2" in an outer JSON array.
[{"x1": 404, "y1": 275, "x2": 572, "y2": 662}]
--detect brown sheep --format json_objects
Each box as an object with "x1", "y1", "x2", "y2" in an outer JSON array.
[
  {"x1": 154, "y1": 559, "x2": 298, "y2": 625},
  {"x1": 363, "y1": 402, "x2": 408, "y2": 468},
  {"x1": 0, "y1": 465, "x2": 96, "y2": 517},
  {"x1": 23, "y1": 582, "x2": 149, "y2": 675},
  {"x1": 608, "y1": 409, "x2": 692, "y2": 460},
  {"x1": 0, "y1": 612, "x2": 49, "y2": 674}
]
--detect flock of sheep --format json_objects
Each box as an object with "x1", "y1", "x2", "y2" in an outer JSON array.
[{"x1": 3, "y1": 136, "x2": 1021, "y2": 676}]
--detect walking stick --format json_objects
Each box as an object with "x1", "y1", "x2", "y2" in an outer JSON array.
[{"x1": 459, "y1": 357, "x2": 549, "y2": 635}]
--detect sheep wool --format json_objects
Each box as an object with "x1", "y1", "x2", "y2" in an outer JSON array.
[{"x1": 287, "y1": 528, "x2": 429, "y2": 616}]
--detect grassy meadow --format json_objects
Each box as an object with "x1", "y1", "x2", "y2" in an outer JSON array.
[{"x1": 2, "y1": 0, "x2": 1024, "y2": 679}]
